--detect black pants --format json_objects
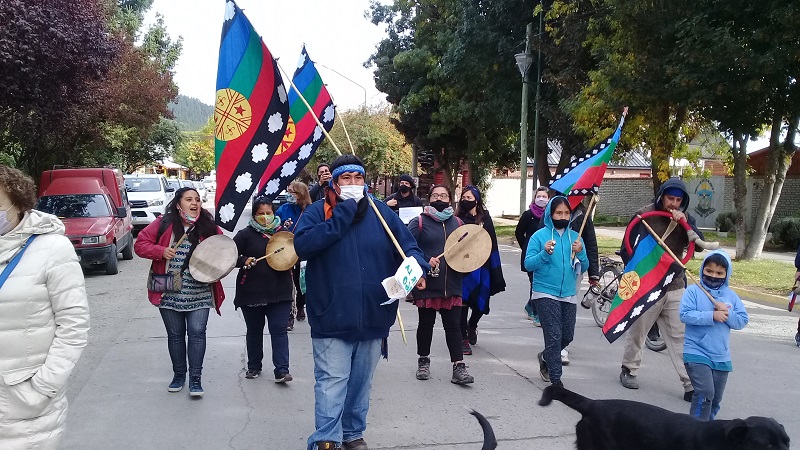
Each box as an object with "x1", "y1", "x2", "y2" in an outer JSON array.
[
  {"x1": 417, "y1": 306, "x2": 463, "y2": 362},
  {"x1": 526, "y1": 272, "x2": 537, "y2": 315},
  {"x1": 291, "y1": 262, "x2": 305, "y2": 311},
  {"x1": 241, "y1": 302, "x2": 292, "y2": 377},
  {"x1": 460, "y1": 307, "x2": 483, "y2": 339}
]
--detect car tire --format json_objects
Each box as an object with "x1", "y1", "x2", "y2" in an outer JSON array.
[
  {"x1": 121, "y1": 240, "x2": 134, "y2": 260},
  {"x1": 105, "y1": 243, "x2": 119, "y2": 275}
]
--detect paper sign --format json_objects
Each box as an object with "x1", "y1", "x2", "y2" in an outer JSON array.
[
  {"x1": 381, "y1": 256, "x2": 423, "y2": 302},
  {"x1": 398, "y1": 207, "x2": 423, "y2": 224}
]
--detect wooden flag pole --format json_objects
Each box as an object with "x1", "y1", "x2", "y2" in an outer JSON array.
[
  {"x1": 572, "y1": 195, "x2": 599, "y2": 260},
  {"x1": 277, "y1": 61, "x2": 408, "y2": 343}
]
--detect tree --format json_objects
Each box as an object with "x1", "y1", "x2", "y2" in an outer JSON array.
[{"x1": 175, "y1": 118, "x2": 215, "y2": 175}]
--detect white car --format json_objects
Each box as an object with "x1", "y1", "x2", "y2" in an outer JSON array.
[
  {"x1": 124, "y1": 174, "x2": 175, "y2": 232},
  {"x1": 192, "y1": 181, "x2": 208, "y2": 203},
  {"x1": 202, "y1": 176, "x2": 216, "y2": 192}
]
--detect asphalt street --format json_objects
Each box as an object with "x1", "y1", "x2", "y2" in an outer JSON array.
[{"x1": 60, "y1": 208, "x2": 800, "y2": 449}]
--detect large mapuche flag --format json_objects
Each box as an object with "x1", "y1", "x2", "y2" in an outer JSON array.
[
  {"x1": 549, "y1": 110, "x2": 627, "y2": 209},
  {"x1": 258, "y1": 46, "x2": 335, "y2": 199},
  {"x1": 602, "y1": 234, "x2": 681, "y2": 343},
  {"x1": 214, "y1": 0, "x2": 289, "y2": 230}
]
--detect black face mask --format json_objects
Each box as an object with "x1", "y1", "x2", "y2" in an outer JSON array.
[
  {"x1": 702, "y1": 274, "x2": 725, "y2": 289},
  {"x1": 552, "y1": 218, "x2": 569, "y2": 230},
  {"x1": 459, "y1": 199, "x2": 477, "y2": 212},
  {"x1": 399, "y1": 185, "x2": 411, "y2": 194},
  {"x1": 430, "y1": 200, "x2": 449, "y2": 212}
]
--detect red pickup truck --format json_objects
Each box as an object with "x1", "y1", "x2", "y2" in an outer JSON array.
[{"x1": 37, "y1": 168, "x2": 134, "y2": 275}]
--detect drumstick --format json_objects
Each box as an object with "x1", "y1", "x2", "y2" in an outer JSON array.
[
  {"x1": 435, "y1": 230, "x2": 470, "y2": 259},
  {"x1": 252, "y1": 247, "x2": 284, "y2": 263}
]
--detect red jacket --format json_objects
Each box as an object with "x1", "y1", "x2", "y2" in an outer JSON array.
[{"x1": 134, "y1": 217, "x2": 225, "y2": 315}]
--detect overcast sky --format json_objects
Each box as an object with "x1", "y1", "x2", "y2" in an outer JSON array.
[{"x1": 144, "y1": 0, "x2": 388, "y2": 111}]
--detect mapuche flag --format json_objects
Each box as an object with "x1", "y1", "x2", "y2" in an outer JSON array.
[
  {"x1": 549, "y1": 110, "x2": 627, "y2": 209},
  {"x1": 214, "y1": 1, "x2": 289, "y2": 231},
  {"x1": 602, "y1": 234, "x2": 681, "y2": 343},
  {"x1": 258, "y1": 46, "x2": 335, "y2": 199}
]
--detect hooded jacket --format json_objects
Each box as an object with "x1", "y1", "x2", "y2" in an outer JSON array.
[
  {"x1": 408, "y1": 213, "x2": 464, "y2": 300},
  {"x1": 524, "y1": 196, "x2": 590, "y2": 298},
  {"x1": 0, "y1": 211, "x2": 89, "y2": 449},
  {"x1": 680, "y1": 250, "x2": 748, "y2": 366},
  {"x1": 620, "y1": 178, "x2": 703, "y2": 291}
]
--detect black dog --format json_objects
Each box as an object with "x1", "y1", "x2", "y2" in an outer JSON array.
[
  {"x1": 470, "y1": 410, "x2": 498, "y2": 449},
  {"x1": 539, "y1": 385, "x2": 789, "y2": 450}
]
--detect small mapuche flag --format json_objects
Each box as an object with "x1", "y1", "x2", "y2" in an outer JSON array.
[
  {"x1": 214, "y1": 1, "x2": 289, "y2": 231},
  {"x1": 549, "y1": 109, "x2": 627, "y2": 209},
  {"x1": 258, "y1": 46, "x2": 335, "y2": 200},
  {"x1": 602, "y1": 233, "x2": 681, "y2": 343}
]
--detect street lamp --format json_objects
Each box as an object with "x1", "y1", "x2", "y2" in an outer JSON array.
[
  {"x1": 315, "y1": 62, "x2": 368, "y2": 110},
  {"x1": 515, "y1": 22, "x2": 534, "y2": 216}
]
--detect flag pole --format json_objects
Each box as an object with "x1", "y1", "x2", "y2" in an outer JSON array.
[
  {"x1": 572, "y1": 194, "x2": 599, "y2": 260},
  {"x1": 277, "y1": 60, "x2": 408, "y2": 343}
]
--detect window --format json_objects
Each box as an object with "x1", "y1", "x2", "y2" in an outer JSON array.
[
  {"x1": 37, "y1": 194, "x2": 112, "y2": 218},
  {"x1": 125, "y1": 178, "x2": 162, "y2": 192}
]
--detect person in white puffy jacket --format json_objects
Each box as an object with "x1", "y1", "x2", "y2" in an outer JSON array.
[{"x1": 0, "y1": 165, "x2": 89, "y2": 450}]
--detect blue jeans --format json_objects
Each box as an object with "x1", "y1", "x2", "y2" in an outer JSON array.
[
  {"x1": 307, "y1": 338, "x2": 382, "y2": 449},
  {"x1": 241, "y1": 302, "x2": 292, "y2": 377},
  {"x1": 534, "y1": 297, "x2": 577, "y2": 383},
  {"x1": 159, "y1": 307, "x2": 210, "y2": 377},
  {"x1": 685, "y1": 362, "x2": 729, "y2": 420}
]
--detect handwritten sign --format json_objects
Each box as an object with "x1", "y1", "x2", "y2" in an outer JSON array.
[
  {"x1": 398, "y1": 207, "x2": 423, "y2": 224},
  {"x1": 381, "y1": 256, "x2": 423, "y2": 303}
]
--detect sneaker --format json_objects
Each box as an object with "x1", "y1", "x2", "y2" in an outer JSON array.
[
  {"x1": 468, "y1": 327, "x2": 478, "y2": 346},
  {"x1": 245, "y1": 370, "x2": 260, "y2": 379},
  {"x1": 619, "y1": 366, "x2": 639, "y2": 389},
  {"x1": 343, "y1": 438, "x2": 368, "y2": 450},
  {"x1": 316, "y1": 442, "x2": 341, "y2": 450},
  {"x1": 296, "y1": 307, "x2": 306, "y2": 322},
  {"x1": 538, "y1": 352, "x2": 550, "y2": 382},
  {"x1": 287, "y1": 315, "x2": 294, "y2": 331},
  {"x1": 275, "y1": 372, "x2": 293, "y2": 383},
  {"x1": 451, "y1": 362, "x2": 474, "y2": 385},
  {"x1": 684, "y1": 389, "x2": 694, "y2": 402},
  {"x1": 168, "y1": 373, "x2": 185, "y2": 392},
  {"x1": 532, "y1": 314, "x2": 542, "y2": 327},
  {"x1": 189, "y1": 376, "x2": 204, "y2": 397},
  {"x1": 462, "y1": 339, "x2": 473, "y2": 356},
  {"x1": 524, "y1": 301, "x2": 535, "y2": 319},
  {"x1": 561, "y1": 348, "x2": 570, "y2": 365},
  {"x1": 416, "y1": 357, "x2": 431, "y2": 380},
  {"x1": 795, "y1": 332, "x2": 800, "y2": 348}
]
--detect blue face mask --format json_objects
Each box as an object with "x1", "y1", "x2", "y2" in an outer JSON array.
[
  {"x1": 286, "y1": 194, "x2": 297, "y2": 204},
  {"x1": 702, "y1": 274, "x2": 725, "y2": 289}
]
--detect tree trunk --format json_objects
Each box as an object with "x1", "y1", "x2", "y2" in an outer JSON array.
[{"x1": 731, "y1": 133, "x2": 748, "y2": 257}]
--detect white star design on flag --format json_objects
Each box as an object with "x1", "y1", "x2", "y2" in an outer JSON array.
[
  {"x1": 218, "y1": 203, "x2": 235, "y2": 223},
  {"x1": 647, "y1": 290, "x2": 662, "y2": 303},
  {"x1": 267, "y1": 112, "x2": 284, "y2": 133},
  {"x1": 265, "y1": 178, "x2": 280, "y2": 195},
  {"x1": 281, "y1": 161, "x2": 298, "y2": 178},
  {"x1": 252, "y1": 143, "x2": 269, "y2": 163},
  {"x1": 323, "y1": 105, "x2": 335, "y2": 123},
  {"x1": 313, "y1": 126, "x2": 322, "y2": 142},
  {"x1": 297, "y1": 52, "x2": 307, "y2": 69},
  {"x1": 663, "y1": 272, "x2": 675, "y2": 286},
  {"x1": 224, "y1": 1, "x2": 235, "y2": 21},
  {"x1": 277, "y1": 85, "x2": 287, "y2": 104},
  {"x1": 613, "y1": 321, "x2": 628, "y2": 334},
  {"x1": 298, "y1": 143, "x2": 313, "y2": 160},
  {"x1": 235, "y1": 172, "x2": 253, "y2": 193},
  {"x1": 630, "y1": 305, "x2": 644, "y2": 318}
]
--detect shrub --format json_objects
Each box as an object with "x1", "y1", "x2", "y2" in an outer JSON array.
[
  {"x1": 715, "y1": 212, "x2": 737, "y2": 232},
  {"x1": 769, "y1": 217, "x2": 800, "y2": 250}
]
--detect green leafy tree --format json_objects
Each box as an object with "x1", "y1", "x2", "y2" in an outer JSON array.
[{"x1": 175, "y1": 118, "x2": 215, "y2": 175}]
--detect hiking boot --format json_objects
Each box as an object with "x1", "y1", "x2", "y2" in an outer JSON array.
[
  {"x1": 245, "y1": 369, "x2": 260, "y2": 379},
  {"x1": 451, "y1": 362, "x2": 474, "y2": 385},
  {"x1": 538, "y1": 352, "x2": 550, "y2": 382},
  {"x1": 287, "y1": 315, "x2": 294, "y2": 331},
  {"x1": 684, "y1": 389, "x2": 694, "y2": 402},
  {"x1": 168, "y1": 373, "x2": 185, "y2": 392},
  {"x1": 316, "y1": 442, "x2": 341, "y2": 450},
  {"x1": 275, "y1": 372, "x2": 293, "y2": 383},
  {"x1": 296, "y1": 307, "x2": 306, "y2": 322},
  {"x1": 795, "y1": 332, "x2": 800, "y2": 347},
  {"x1": 343, "y1": 438, "x2": 368, "y2": 450},
  {"x1": 561, "y1": 348, "x2": 570, "y2": 366},
  {"x1": 189, "y1": 376, "x2": 204, "y2": 397},
  {"x1": 462, "y1": 339, "x2": 473, "y2": 355},
  {"x1": 532, "y1": 314, "x2": 541, "y2": 327},
  {"x1": 468, "y1": 327, "x2": 478, "y2": 346},
  {"x1": 620, "y1": 366, "x2": 639, "y2": 389},
  {"x1": 416, "y1": 357, "x2": 430, "y2": 380}
]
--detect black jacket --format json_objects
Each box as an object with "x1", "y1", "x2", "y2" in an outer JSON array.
[
  {"x1": 232, "y1": 226, "x2": 294, "y2": 307},
  {"x1": 385, "y1": 191, "x2": 424, "y2": 213},
  {"x1": 408, "y1": 213, "x2": 464, "y2": 300},
  {"x1": 515, "y1": 209, "x2": 545, "y2": 272},
  {"x1": 571, "y1": 206, "x2": 600, "y2": 279},
  {"x1": 309, "y1": 182, "x2": 326, "y2": 202}
]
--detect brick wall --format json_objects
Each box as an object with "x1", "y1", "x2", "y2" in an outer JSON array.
[{"x1": 595, "y1": 178, "x2": 654, "y2": 218}]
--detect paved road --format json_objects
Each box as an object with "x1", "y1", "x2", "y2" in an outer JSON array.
[{"x1": 61, "y1": 211, "x2": 800, "y2": 449}]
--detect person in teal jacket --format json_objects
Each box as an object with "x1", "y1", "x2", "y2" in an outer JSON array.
[
  {"x1": 524, "y1": 195, "x2": 589, "y2": 387},
  {"x1": 680, "y1": 249, "x2": 748, "y2": 420}
]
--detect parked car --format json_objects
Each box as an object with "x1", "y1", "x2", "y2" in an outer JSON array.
[
  {"x1": 166, "y1": 179, "x2": 181, "y2": 193},
  {"x1": 192, "y1": 181, "x2": 209, "y2": 203},
  {"x1": 123, "y1": 173, "x2": 175, "y2": 234},
  {"x1": 37, "y1": 168, "x2": 134, "y2": 275},
  {"x1": 202, "y1": 175, "x2": 216, "y2": 192}
]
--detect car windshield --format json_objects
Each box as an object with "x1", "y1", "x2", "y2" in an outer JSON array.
[
  {"x1": 37, "y1": 194, "x2": 111, "y2": 218},
  {"x1": 180, "y1": 180, "x2": 194, "y2": 188},
  {"x1": 125, "y1": 178, "x2": 161, "y2": 192}
]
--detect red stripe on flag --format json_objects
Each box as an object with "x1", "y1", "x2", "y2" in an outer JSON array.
[{"x1": 602, "y1": 254, "x2": 674, "y2": 334}]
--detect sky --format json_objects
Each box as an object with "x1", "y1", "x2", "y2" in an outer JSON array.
[{"x1": 144, "y1": 0, "x2": 389, "y2": 111}]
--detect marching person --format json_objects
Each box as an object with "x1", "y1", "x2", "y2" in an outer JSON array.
[
  {"x1": 456, "y1": 185, "x2": 505, "y2": 356},
  {"x1": 308, "y1": 163, "x2": 332, "y2": 202},
  {"x1": 277, "y1": 181, "x2": 313, "y2": 326},
  {"x1": 134, "y1": 187, "x2": 225, "y2": 398},
  {"x1": 618, "y1": 178, "x2": 702, "y2": 401},
  {"x1": 516, "y1": 186, "x2": 550, "y2": 325},
  {"x1": 294, "y1": 154, "x2": 428, "y2": 450},
  {"x1": 384, "y1": 174, "x2": 423, "y2": 213},
  {"x1": 233, "y1": 196, "x2": 294, "y2": 382},
  {"x1": 524, "y1": 196, "x2": 589, "y2": 387},
  {"x1": 409, "y1": 184, "x2": 474, "y2": 384},
  {"x1": 0, "y1": 165, "x2": 89, "y2": 449}
]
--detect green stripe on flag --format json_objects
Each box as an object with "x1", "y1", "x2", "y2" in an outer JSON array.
[
  {"x1": 215, "y1": 138, "x2": 225, "y2": 166},
  {"x1": 227, "y1": 27, "x2": 263, "y2": 98},
  {"x1": 289, "y1": 73, "x2": 323, "y2": 119}
]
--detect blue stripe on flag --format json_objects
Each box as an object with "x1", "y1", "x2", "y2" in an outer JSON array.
[
  {"x1": 287, "y1": 62, "x2": 319, "y2": 105},
  {"x1": 216, "y1": 10, "x2": 251, "y2": 89},
  {"x1": 625, "y1": 234, "x2": 658, "y2": 270},
  {"x1": 550, "y1": 142, "x2": 616, "y2": 191}
]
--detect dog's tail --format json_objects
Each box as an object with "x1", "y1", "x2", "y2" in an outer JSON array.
[
  {"x1": 470, "y1": 410, "x2": 498, "y2": 450},
  {"x1": 538, "y1": 385, "x2": 592, "y2": 414}
]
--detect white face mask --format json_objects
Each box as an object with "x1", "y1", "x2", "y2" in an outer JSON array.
[
  {"x1": 0, "y1": 208, "x2": 16, "y2": 235},
  {"x1": 339, "y1": 184, "x2": 365, "y2": 201},
  {"x1": 535, "y1": 197, "x2": 549, "y2": 207}
]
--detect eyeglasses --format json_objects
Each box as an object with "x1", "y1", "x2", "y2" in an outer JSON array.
[{"x1": 430, "y1": 194, "x2": 450, "y2": 200}]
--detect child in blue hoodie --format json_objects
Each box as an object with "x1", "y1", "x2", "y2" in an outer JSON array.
[
  {"x1": 679, "y1": 250, "x2": 748, "y2": 420},
  {"x1": 524, "y1": 196, "x2": 589, "y2": 386}
]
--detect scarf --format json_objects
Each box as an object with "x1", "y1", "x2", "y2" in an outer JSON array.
[
  {"x1": 249, "y1": 215, "x2": 280, "y2": 234},
  {"x1": 530, "y1": 201, "x2": 545, "y2": 219},
  {"x1": 423, "y1": 205, "x2": 454, "y2": 222}
]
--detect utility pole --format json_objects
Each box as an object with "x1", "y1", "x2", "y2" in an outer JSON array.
[
  {"x1": 517, "y1": 23, "x2": 534, "y2": 216},
  {"x1": 532, "y1": 4, "x2": 543, "y2": 196}
]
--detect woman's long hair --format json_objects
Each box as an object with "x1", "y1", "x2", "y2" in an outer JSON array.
[
  {"x1": 165, "y1": 187, "x2": 217, "y2": 242},
  {"x1": 458, "y1": 185, "x2": 486, "y2": 225},
  {"x1": 290, "y1": 181, "x2": 312, "y2": 209}
]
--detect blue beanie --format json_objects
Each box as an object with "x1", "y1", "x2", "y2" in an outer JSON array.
[{"x1": 663, "y1": 187, "x2": 685, "y2": 198}]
